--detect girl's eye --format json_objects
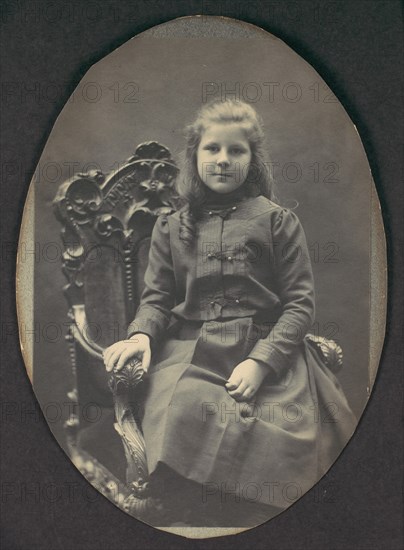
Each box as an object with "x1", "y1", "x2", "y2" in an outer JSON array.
[
  {"x1": 230, "y1": 148, "x2": 245, "y2": 155},
  {"x1": 205, "y1": 145, "x2": 219, "y2": 152}
]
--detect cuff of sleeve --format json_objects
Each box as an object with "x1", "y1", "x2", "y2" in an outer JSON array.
[
  {"x1": 247, "y1": 342, "x2": 289, "y2": 377},
  {"x1": 127, "y1": 316, "x2": 163, "y2": 342}
]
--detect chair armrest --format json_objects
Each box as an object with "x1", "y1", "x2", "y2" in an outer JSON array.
[
  {"x1": 69, "y1": 304, "x2": 104, "y2": 359},
  {"x1": 305, "y1": 333, "x2": 343, "y2": 373},
  {"x1": 108, "y1": 359, "x2": 145, "y2": 393}
]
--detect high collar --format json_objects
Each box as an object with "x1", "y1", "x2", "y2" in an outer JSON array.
[{"x1": 203, "y1": 185, "x2": 248, "y2": 209}]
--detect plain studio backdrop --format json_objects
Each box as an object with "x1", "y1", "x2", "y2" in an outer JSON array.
[{"x1": 31, "y1": 29, "x2": 371, "y2": 450}]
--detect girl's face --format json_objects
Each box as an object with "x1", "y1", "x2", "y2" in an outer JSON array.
[{"x1": 197, "y1": 123, "x2": 252, "y2": 194}]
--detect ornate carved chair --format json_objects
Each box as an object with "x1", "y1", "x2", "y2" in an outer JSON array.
[
  {"x1": 53, "y1": 142, "x2": 181, "y2": 520},
  {"x1": 54, "y1": 142, "x2": 343, "y2": 523}
]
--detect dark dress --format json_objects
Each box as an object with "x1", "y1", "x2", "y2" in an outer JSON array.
[{"x1": 127, "y1": 187, "x2": 357, "y2": 525}]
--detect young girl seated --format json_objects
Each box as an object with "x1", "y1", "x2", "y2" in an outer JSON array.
[{"x1": 103, "y1": 99, "x2": 357, "y2": 527}]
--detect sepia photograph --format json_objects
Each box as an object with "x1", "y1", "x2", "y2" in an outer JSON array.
[{"x1": 15, "y1": 15, "x2": 387, "y2": 538}]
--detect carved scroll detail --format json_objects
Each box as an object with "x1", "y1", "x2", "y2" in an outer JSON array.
[
  {"x1": 54, "y1": 140, "x2": 180, "y2": 351},
  {"x1": 305, "y1": 334, "x2": 344, "y2": 373},
  {"x1": 108, "y1": 360, "x2": 165, "y2": 521}
]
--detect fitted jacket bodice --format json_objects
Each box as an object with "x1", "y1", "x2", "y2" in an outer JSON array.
[{"x1": 127, "y1": 193, "x2": 315, "y2": 375}]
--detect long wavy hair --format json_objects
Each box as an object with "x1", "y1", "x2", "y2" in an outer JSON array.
[{"x1": 176, "y1": 99, "x2": 276, "y2": 246}]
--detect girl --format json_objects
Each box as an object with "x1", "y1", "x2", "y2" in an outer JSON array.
[{"x1": 103, "y1": 99, "x2": 357, "y2": 527}]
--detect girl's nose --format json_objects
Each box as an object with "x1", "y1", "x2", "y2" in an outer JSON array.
[{"x1": 217, "y1": 151, "x2": 230, "y2": 167}]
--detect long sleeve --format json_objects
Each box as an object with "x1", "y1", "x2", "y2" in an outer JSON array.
[
  {"x1": 127, "y1": 216, "x2": 176, "y2": 344},
  {"x1": 247, "y1": 208, "x2": 315, "y2": 376}
]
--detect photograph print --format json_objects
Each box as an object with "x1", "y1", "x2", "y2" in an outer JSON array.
[{"x1": 17, "y1": 16, "x2": 386, "y2": 536}]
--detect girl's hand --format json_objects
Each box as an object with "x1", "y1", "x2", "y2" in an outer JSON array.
[
  {"x1": 225, "y1": 359, "x2": 269, "y2": 402},
  {"x1": 103, "y1": 333, "x2": 151, "y2": 374}
]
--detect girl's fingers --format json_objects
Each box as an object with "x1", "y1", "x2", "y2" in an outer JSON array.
[
  {"x1": 242, "y1": 387, "x2": 256, "y2": 401},
  {"x1": 105, "y1": 354, "x2": 119, "y2": 372},
  {"x1": 226, "y1": 372, "x2": 242, "y2": 389},
  {"x1": 103, "y1": 341, "x2": 150, "y2": 373},
  {"x1": 227, "y1": 378, "x2": 244, "y2": 392},
  {"x1": 103, "y1": 348, "x2": 120, "y2": 364},
  {"x1": 104, "y1": 349, "x2": 118, "y2": 372},
  {"x1": 228, "y1": 381, "x2": 248, "y2": 400},
  {"x1": 115, "y1": 353, "x2": 127, "y2": 372},
  {"x1": 116, "y1": 349, "x2": 139, "y2": 371},
  {"x1": 103, "y1": 343, "x2": 119, "y2": 365},
  {"x1": 107, "y1": 347, "x2": 125, "y2": 370},
  {"x1": 107, "y1": 345, "x2": 132, "y2": 371}
]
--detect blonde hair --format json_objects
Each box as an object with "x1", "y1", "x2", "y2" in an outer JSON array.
[{"x1": 177, "y1": 99, "x2": 275, "y2": 245}]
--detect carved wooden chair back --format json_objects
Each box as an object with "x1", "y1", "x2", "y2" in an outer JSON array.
[{"x1": 53, "y1": 141, "x2": 179, "y2": 450}]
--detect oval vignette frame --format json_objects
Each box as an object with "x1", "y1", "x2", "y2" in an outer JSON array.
[{"x1": 16, "y1": 15, "x2": 387, "y2": 539}]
